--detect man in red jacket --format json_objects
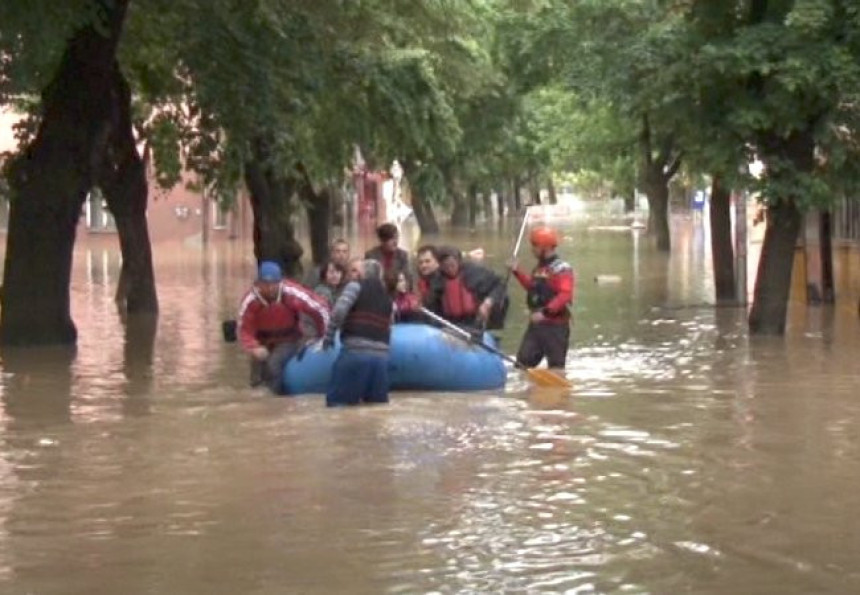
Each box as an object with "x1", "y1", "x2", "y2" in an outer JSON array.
[
  {"x1": 509, "y1": 227, "x2": 575, "y2": 369},
  {"x1": 238, "y1": 261, "x2": 330, "y2": 393}
]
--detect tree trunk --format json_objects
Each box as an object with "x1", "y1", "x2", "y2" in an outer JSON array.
[
  {"x1": 748, "y1": 129, "x2": 815, "y2": 334},
  {"x1": 409, "y1": 189, "x2": 439, "y2": 235},
  {"x1": 547, "y1": 177, "x2": 558, "y2": 205},
  {"x1": 399, "y1": 161, "x2": 439, "y2": 235},
  {"x1": 100, "y1": 62, "x2": 158, "y2": 314},
  {"x1": 528, "y1": 173, "x2": 542, "y2": 205},
  {"x1": 512, "y1": 176, "x2": 523, "y2": 211},
  {"x1": 467, "y1": 184, "x2": 478, "y2": 228},
  {"x1": 495, "y1": 190, "x2": 505, "y2": 219},
  {"x1": 450, "y1": 190, "x2": 469, "y2": 228},
  {"x1": 244, "y1": 138, "x2": 304, "y2": 278},
  {"x1": 121, "y1": 312, "x2": 157, "y2": 416},
  {"x1": 330, "y1": 184, "x2": 346, "y2": 228},
  {"x1": 480, "y1": 191, "x2": 491, "y2": 220},
  {"x1": 637, "y1": 115, "x2": 680, "y2": 253},
  {"x1": 644, "y1": 178, "x2": 671, "y2": 251},
  {"x1": 819, "y1": 211, "x2": 835, "y2": 304},
  {"x1": 749, "y1": 200, "x2": 802, "y2": 334},
  {"x1": 623, "y1": 192, "x2": 636, "y2": 212},
  {"x1": 0, "y1": 0, "x2": 130, "y2": 346},
  {"x1": 709, "y1": 176, "x2": 735, "y2": 303},
  {"x1": 299, "y1": 173, "x2": 331, "y2": 266}
]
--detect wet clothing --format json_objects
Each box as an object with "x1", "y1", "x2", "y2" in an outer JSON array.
[
  {"x1": 250, "y1": 342, "x2": 302, "y2": 393},
  {"x1": 238, "y1": 280, "x2": 330, "y2": 351},
  {"x1": 325, "y1": 277, "x2": 393, "y2": 406},
  {"x1": 365, "y1": 246, "x2": 411, "y2": 280},
  {"x1": 516, "y1": 322, "x2": 570, "y2": 368},
  {"x1": 512, "y1": 255, "x2": 575, "y2": 368},
  {"x1": 326, "y1": 351, "x2": 389, "y2": 406},
  {"x1": 513, "y1": 255, "x2": 575, "y2": 324},
  {"x1": 238, "y1": 280, "x2": 330, "y2": 393},
  {"x1": 430, "y1": 262, "x2": 506, "y2": 329}
]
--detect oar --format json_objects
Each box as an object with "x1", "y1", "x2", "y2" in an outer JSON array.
[
  {"x1": 502, "y1": 206, "x2": 531, "y2": 288},
  {"x1": 419, "y1": 307, "x2": 571, "y2": 388},
  {"x1": 477, "y1": 206, "x2": 529, "y2": 333}
]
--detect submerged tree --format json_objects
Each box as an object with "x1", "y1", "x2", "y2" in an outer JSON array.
[{"x1": 0, "y1": 0, "x2": 131, "y2": 345}]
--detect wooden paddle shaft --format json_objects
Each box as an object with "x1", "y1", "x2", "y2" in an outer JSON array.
[
  {"x1": 418, "y1": 307, "x2": 521, "y2": 369},
  {"x1": 503, "y1": 207, "x2": 531, "y2": 288},
  {"x1": 511, "y1": 207, "x2": 531, "y2": 261}
]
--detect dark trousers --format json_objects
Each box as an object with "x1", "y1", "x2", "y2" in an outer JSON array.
[
  {"x1": 249, "y1": 342, "x2": 301, "y2": 394},
  {"x1": 516, "y1": 322, "x2": 570, "y2": 368},
  {"x1": 326, "y1": 349, "x2": 390, "y2": 407}
]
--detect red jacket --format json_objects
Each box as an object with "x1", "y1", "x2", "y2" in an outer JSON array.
[
  {"x1": 238, "y1": 280, "x2": 330, "y2": 351},
  {"x1": 513, "y1": 256, "x2": 575, "y2": 323}
]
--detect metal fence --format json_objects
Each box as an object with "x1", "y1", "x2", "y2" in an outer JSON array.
[{"x1": 833, "y1": 197, "x2": 860, "y2": 243}]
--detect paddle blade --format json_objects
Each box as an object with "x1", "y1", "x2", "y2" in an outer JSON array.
[{"x1": 527, "y1": 368, "x2": 572, "y2": 388}]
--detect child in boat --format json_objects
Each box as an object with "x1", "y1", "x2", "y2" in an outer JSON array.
[
  {"x1": 314, "y1": 260, "x2": 346, "y2": 306},
  {"x1": 384, "y1": 269, "x2": 421, "y2": 322}
]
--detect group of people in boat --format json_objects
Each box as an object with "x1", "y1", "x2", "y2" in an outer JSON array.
[{"x1": 236, "y1": 221, "x2": 575, "y2": 406}]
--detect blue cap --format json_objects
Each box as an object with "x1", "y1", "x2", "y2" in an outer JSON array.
[{"x1": 258, "y1": 261, "x2": 282, "y2": 283}]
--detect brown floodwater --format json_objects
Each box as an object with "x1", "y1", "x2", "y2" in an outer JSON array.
[{"x1": 0, "y1": 207, "x2": 859, "y2": 594}]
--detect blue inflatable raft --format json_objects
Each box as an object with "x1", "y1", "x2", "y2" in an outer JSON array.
[{"x1": 281, "y1": 323, "x2": 507, "y2": 395}]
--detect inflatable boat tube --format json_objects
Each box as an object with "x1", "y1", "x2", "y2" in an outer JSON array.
[{"x1": 282, "y1": 323, "x2": 507, "y2": 395}]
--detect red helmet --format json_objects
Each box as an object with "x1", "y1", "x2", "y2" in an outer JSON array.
[{"x1": 530, "y1": 226, "x2": 559, "y2": 249}]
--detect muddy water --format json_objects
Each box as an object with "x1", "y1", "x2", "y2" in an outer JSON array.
[{"x1": 0, "y1": 210, "x2": 859, "y2": 594}]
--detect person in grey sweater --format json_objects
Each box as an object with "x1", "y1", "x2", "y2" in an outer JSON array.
[{"x1": 322, "y1": 259, "x2": 393, "y2": 406}]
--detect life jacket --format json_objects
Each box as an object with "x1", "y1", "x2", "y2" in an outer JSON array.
[
  {"x1": 341, "y1": 277, "x2": 393, "y2": 344},
  {"x1": 526, "y1": 256, "x2": 572, "y2": 318},
  {"x1": 441, "y1": 275, "x2": 478, "y2": 321}
]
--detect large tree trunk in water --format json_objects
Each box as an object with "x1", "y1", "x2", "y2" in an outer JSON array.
[
  {"x1": 450, "y1": 189, "x2": 469, "y2": 228},
  {"x1": 819, "y1": 211, "x2": 835, "y2": 304},
  {"x1": 408, "y1": 189, "x2": 440, "y2": 235},
  {"x1": 468, "y1": 184, "x2": 478, "y2": 228},
  {"x1": 512, "y1": 176, "x2": 523, "y2": 211},
  {"x1": 528, "y1": 173, "x2": 541, "y2": 205},
  {"x1": 749, "y1": 129, "x2": 815, "y2": 334},
  {"x1": 749, "y1": 200, "x2": 802, "y2": 334},
  {"x1": 399, "y1": 161, "x2": 439, "y2": 235},
  {"x1": 709, "y1": 176, "x2": 735, "y2": 303},
  {"x1": 547, "y1": 177, "x2": 558, "y2": 205},
  {"x1": 0, "y1": 0, "x2": 129, "y2": 346},
  {"x1": 481, "y1": 191, "x2": 492, "y2": 220},
  {"x1": 298, "y1": 172, "x2": 331, "y2": 266},
  {"x1": 100, "y1": 62, "x2": 158, "y2": 314},
  {"x1": 637, "y1": 115, "x2": 680, "y2": 253},
  {"x1": 244, "y1": 138, "x2": 303, "y2": 277},
  {"x1": 644, "y1": 178, "x2": 671, "y2": 251}
]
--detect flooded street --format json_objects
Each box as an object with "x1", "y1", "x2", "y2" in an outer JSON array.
[{"x1": 1, "y1": 211, "x2": 859, "y2": 594}]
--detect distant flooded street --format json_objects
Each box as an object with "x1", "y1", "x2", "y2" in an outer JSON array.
[{"x1": 1, "y1": 209, "x2": 859, "y2": 593}]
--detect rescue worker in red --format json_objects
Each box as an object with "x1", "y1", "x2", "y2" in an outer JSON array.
[
  {"x1": 238, "y1": 261, "x2": 330, "y2": 393},
  {"x1": 433, "y1": 246, "x2": 506, "y2": 332},
  {"x1": 365, "y1": 223, "x2": 411, "y2": 280},
  {"x1": 509, "y1": 227, "x2": 575, "y2": 369}
]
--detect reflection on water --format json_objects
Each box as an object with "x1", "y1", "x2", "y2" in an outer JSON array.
[{"x1": 0, "y1": 211, "x2": 858, "y2": 593}]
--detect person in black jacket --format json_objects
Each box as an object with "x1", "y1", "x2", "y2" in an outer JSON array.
[
  {"x1": 323, "y1": 259, "x2": 393, "y2": 407},
  {"x1": 432, "y1": 246, "x2": 507, "y2": 332},
  {"x1": 364, "y1": 223, "x2": 411, "y2": 281}
]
